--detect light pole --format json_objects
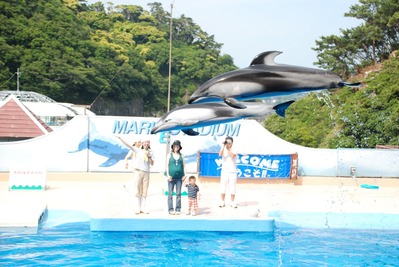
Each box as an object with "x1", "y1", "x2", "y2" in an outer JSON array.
[
  {"x1": 165, "y1": 2, "x2": 174, "y2": 167},
  {"x1": 16, "y1": 68, "x2": 20, "y2": 91},
  {"x1": 167, "y1": 3, "x2": 173, "y2": 113}
]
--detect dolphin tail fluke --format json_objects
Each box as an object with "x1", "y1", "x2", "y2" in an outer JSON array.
[
  {"x1": 224, "y1": 97, "x2": 247, "y2": 109},
  {"x1": 182, "y1": 129, "x2": 199, "y2": 136},
  {"x1": 100, "y1": 158, "x2": 119, "y2": 167},
  {"x1": 273, "y1": 100, "x2": 295, "y2": 118},
  {"x1": 338, "y1": 81, "x2": 361, "y2": 88}
]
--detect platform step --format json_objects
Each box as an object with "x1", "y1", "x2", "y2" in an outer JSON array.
[{"x1": 90, "y1": 217, "x2": 275, "y2": 232}]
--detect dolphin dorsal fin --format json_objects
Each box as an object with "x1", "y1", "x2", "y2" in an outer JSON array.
[{"x1": 250, "y1": 51, "x2": 282, "y2": 66}]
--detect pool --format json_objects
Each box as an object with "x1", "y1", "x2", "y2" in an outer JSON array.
[{"x1": 1, "y1": 222, "x2": 399, "y2": 266}]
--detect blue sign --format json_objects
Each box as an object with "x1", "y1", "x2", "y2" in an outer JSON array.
[{"x1": 199, "y1": 152, "x2": 292, "y2": 179}]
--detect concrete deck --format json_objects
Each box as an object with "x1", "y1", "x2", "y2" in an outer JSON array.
[{"x1": 1, "y1": 173, "x2": 399, "y2": 232}]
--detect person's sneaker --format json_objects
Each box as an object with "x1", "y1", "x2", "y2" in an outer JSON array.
[
  {"x1": 140, "y1": 210, "x2": 149, "y2": 214},
  {"x1": 169, "y1": 211, "x2": 175, "y2": 215},
  {"x1": 175, "y1": 211, "x2": 181, "y2": 215},
  {"x1": 191, "y1": 211, "x2": 196, "y2": 216},
  {"x1": 219, "y1": 201, "x2": 225, "y2": 208},
  {"x1": 186, "y1": 211, "x2": 191, "y2": 216},
  {"x1": 231, "y1": 202, "x2": 237, "y2": 208}
]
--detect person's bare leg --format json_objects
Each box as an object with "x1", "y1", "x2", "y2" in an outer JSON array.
[
  {"x1": 219, "y1": 194, "x2": 225, "y2": 207},
  {"x1": 231, "y1": 194, "x2": 237, "y2": 208}
]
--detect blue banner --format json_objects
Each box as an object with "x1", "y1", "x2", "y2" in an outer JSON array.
[{"x1": 199, "y1": 152, "x2": 292, "y2": 179}]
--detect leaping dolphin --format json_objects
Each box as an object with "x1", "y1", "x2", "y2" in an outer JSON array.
[
  {"x1": 188, "y1": 51, "x2": 360, "y2": 109},
  {"x1": 150, "y1": 100, "x2": 295, "y2": 136}
]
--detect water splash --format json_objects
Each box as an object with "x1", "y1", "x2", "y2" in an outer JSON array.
[
  {"x1": 315, "y1": 90, "x2": 335, "y2": 109},
  {"x1": 314, "y1": 90, "x2": 342, "y2": 139}
]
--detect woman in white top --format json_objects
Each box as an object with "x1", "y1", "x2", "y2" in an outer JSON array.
[
  {"x1": 124, "y1": 139, "x2": 142, "y2": 171},
  {"x1": 218, "y1": 136, "x2": 238, "y2": 208},
  {"x1": 118, "y1": 136, "x2": 154, "y2": 214}
]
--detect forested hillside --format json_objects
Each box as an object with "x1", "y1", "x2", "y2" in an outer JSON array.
[
  {"x1": 264, "y1": 0, "x2": 399, "y2": 149},
  {"x1": 1, "y1": 0, "x2": 398, "y2": 148},
  {"x1": 0, "y1": 0, "x2": 236, "y2": 115}
]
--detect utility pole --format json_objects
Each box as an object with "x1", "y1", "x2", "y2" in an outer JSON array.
[{"x1": 167, "y1": 3, "x2": 173, "y2": 113}]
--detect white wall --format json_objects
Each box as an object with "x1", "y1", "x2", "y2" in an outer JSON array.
[{"x1": 0, "y1": 115, "x2": 398, "y2": 177}]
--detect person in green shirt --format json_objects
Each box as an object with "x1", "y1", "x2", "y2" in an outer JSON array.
[{"x1": 165, "y1": 140, "x2": 186, "y2": 215}]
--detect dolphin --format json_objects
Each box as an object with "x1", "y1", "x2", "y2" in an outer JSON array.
[
  {"x1": 69, "y1": 123, "x2": 129, "y2": 167},
  {"x1": 188, "y1": 51, "x2": 360, "y2": 109},
  {"x1": 150, "y1": 100, "x2": 295, "y2": 136}
]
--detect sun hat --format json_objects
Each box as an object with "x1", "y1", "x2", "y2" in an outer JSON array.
[
  {"x1": 171, "y1": 140, "x2": 182, "y2": 150},
  {"x1": 225, "y1": 136, "x2": 233, "y2": 143}
]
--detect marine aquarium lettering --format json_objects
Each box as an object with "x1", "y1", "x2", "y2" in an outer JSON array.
[
  {"x1": 195, "y1": 123, "x2": 241, "y2": 137},
  {"x1": 112, "y1": 119, "x2": 241, "y2": 137},
  {"x1": 113, "y1": 120, "x2": 156, "y2": 135}
]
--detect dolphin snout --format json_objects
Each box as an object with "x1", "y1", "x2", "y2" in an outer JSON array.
[
  {"x1": 150, "y1": 123, "x2": 161, "y2": 134},
  {"x1": 188, "y1": 96, "x2": 199, "y2": 104},
  {"x1": 150, "y1": 124, "x2": 163, "y2": 134},
  {"x1": 188, "y1": 85, "x2": 210, "y2": 104},
  {"x1": 337, "y1": 81, "x2": 362, "y2": 88},
  {"x1": 150, "y1": 121, "x2": 179, "y2": 134}
]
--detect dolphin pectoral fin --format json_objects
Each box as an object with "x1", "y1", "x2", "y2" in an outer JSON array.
[
  {"x1": 273, "y1": 100, "x2": 295, "y2": 118},
  {"x1": 182, "y1": 129, "x2": 199, "y2": 136},
  {"x1": 338, "y1": 82, "x2": 361, "y2": 88},
  {"x1": 224, "y1": 98, "x2": 247, "y2": 109}
]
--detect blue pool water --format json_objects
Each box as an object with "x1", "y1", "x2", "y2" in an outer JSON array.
[{"x1": 1, "y1": 223, "x2": 399, "y2": 266}]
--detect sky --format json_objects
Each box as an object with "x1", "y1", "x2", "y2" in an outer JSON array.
[{"x1": 86, "y1": 0, "x2": 361, "y2": 68}]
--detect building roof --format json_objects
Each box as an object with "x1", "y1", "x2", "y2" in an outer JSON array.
[
  {"x1": 0, "y1": 95, "x2": 53, "y2": 138},
  {"x1": 0, "y1": 90, "x2": 56, "y2": 103},
  {"x1": 0, "y1": 91, "x2": 95, "y2": 118}
]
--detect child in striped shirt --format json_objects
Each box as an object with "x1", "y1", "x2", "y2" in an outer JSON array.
[{"x1": 186, "y1": 176, "x2": 200, "y2": 216}]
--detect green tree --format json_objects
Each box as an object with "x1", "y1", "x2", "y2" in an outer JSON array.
[
  {"x1": 264, "y1": 54, "x2": 399, "y2": 148},
  {"x1": 329, "y1": 53, "x2": 399, "y2": 148},
  {"x1": 313, "y1": 0, "x2": 399, "y2": 76},
  {"x1": 264, "y1": 93, "x2": 336, "y2": 148},
  {"x1": 0, "y1": 0, "x2": 237, "y2": 115}
]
